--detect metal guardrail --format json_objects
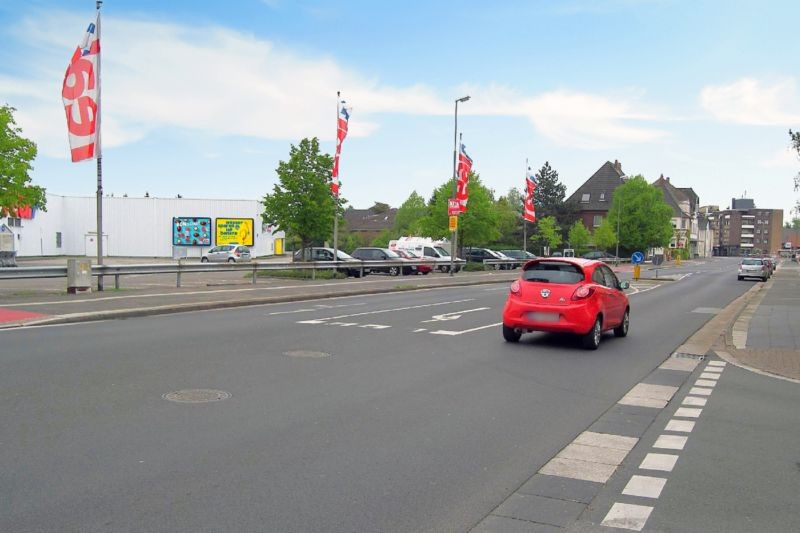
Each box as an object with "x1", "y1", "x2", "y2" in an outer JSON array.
[{"x1": 0, "y1": 259, "x2": 468, "y2": 289}]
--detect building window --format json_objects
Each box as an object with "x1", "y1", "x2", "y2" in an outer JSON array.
[
  {"x1": 763, "y1": 220, "x2": 768, "y2": 225},
  {"x1": 599, "y1": 193, "x2": 606, "y2": 202},
  {"x1": 581, "y1": 193, "x2": 590, "y2": 203},
  {"x1": 593, "y1": 215, "x2": 603, "y2": 227},
  {"x1": 7, "y1": 217, "x2": 22, "y2": 227},
  {"x1": 56, "y1": 232, "x2": 62, "y2": 248}
]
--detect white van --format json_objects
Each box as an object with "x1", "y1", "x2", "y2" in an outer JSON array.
[{"x1": 390, "y1": 238, "x2": 461, "y2": 273}]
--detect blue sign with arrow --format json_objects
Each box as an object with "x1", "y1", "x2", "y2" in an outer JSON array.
[{"x1": 631, "y1": 251, "x2": 644, "y2": 265}]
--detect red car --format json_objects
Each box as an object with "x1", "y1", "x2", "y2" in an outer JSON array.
[
  {"x1": 501, "y1": 257, "x2": 630, "y2": 349},
  {"x1": 395, "y1": 249, "x2": 433, "y2": 274}
]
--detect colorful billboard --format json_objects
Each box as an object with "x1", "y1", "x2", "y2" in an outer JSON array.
[
  {"x1": 215, "y1": 218, "x2": 254, "y2": 246},
  {"x1": 173, "y1": 217, "x2": 212, "y2": 246}
]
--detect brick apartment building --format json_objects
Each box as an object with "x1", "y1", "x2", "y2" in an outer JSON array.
[{"x1": 711, "y1": 198, "x2": 783, "y2": 256}]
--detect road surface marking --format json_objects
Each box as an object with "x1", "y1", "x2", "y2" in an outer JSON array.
[
  {"x1": 314, "y1": 299, "x2": 476, "y2": 321},
  {"x1": 674, "y1": 407, "x2": 702, "y2": 418},
  {"x1": 707, "y1": 360, "x2": 726, "y2": 367},
  {"x1": 654, "y1": 434, "x2": 688, "y2": 450},
  {"x1": 699, "y1": 372, "x2": 720, "y2": 380},
  {"x1": 360, "y1": 324, "x2": 391, "y2": 329},
  {"x1": 640, "y1": 453, "x2": 679, "y2": 472},
  {"x1": 413, "y1": 328, "x2": 427, "y2": 332},
  {"x1": 695, "y1": 379, "x2": 717, "y2": 387},
  {"x1": 622, "y1": 475, "x2": 667, "y2": 499},
  {"x1": 602, "y1": 503, "x2": 653, "y2": 531},
  {"x1": 664, "y1": 419, "x2": 695, "y2": 433},
  {"x1": 430, "y1": 322, "x2": 503, "y2": 336},
  {"x1": 682, "y1": 396, "x2": 707, "y2": 407},
  {"x1": 421, "y1": 307, "x2": 490, "y2": 323},
  {"x1": 689, "y1": 387, "x2": 713, "y2": 396}
]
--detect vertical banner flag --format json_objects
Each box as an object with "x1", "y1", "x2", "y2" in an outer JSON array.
[
  {"x1": 456, "y1": 143, "x2": 473, "y2": 212},
  {"x1": 331, "y1": 99, "x2": 351, "y2": 197},
  {"x1": 62, "y1": 14, "x2": 100, "y2": 162},
  {"x1": 524, "y1": 167, "x2": 537, "y2": 222}
]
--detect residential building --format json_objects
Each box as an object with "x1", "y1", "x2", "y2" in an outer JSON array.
[
  {"x1": 342, "y1": 203, "x2": 397, "y2": 243},
  {"x1": 652, "y1": 175, "x2": 704, "y2": 256},
  {"x1": 712, "y1": 198, "x2": 783, "y2": 256},
  {"x1": 565, "y1": 160, "x2": 626, "y2": 233}
]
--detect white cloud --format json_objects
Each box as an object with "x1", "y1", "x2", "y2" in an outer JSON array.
[
  {"x1": 700, "y1": 78, "x2": 800, "y2": 126},
  {"x1": 1, "y1": 11, "x2": 667, "y2": 159}
]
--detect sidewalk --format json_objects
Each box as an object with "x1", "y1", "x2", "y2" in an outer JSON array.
[{"x1": 722, "y1": 260, "x2": 800, "y2": 381}]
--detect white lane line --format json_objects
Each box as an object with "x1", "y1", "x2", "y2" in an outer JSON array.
[
  {"x1": 696, "y1": 379, "x2": 717, "y2": 387},
  {"x1": 640, "y1": 453, "x2": 679, "y2": 472},
  {"x1": 360, "y1": 324, "x2": 391, "y2": 330},
  {"x1": 314, "y1": 299, "x2": 476, "y2": 321},
  {"x1": 328, "y1": 322, "x2": 357, "y2": 327},
  {"x1": 703, "y1": 366, "x2": 724, "y2": 374},
  {"x1": 622, "y1": 475, "x2": 667, "y2": 499},
  {"x1": 430, "y1": 322, "x2": 503, "y2": 336},
  {"x1": 699, "y1": 372, "x2": 721, "y2": 380},
  {"x1": 682, "y1": 396, "x2": 707, "y2": 407},
  {"x1": 674, "y1": 407, "x2": 703, "y2": 418},
  {"x1": 654, "y1": 435, "x2": 688, "y2": 450},
  {"x1": 664, "y1": 419, "x2": 695, "y2": 433},
  {"x1": 602, "y1": 503, "x2": 653, "y2": 531},
  {"x1": 413, "y1": 328, "x2": 427, "y2": 332},
  {"x1": 269, "y1": 303, "x2": 365, "y2": 315},
  {"x1": 689, "y1": 387, "x2": 713, "y2": 396}
]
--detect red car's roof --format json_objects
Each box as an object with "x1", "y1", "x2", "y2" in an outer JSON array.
[{"x1": 523, "y1": 257, "x2": 600, "y2": 268}]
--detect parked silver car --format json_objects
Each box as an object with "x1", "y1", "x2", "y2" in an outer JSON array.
[
  {"x1": 737, "y1": 258, "x2": 768, "y2": 281},
  {"x1": 201, "y1": 244, "x2": 251, "y2": 263}
]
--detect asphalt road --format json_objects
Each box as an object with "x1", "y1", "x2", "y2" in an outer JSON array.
[{"x1": 0, "y1": 258, "x2": 752, "y2": 532}]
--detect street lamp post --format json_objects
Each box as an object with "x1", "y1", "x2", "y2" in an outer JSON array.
[{"x1": 450, "y1": 95, "x2": 470, "y2": 276}]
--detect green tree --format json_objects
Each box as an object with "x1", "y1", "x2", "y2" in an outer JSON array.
[
  {"x1": 593, "y1": 218, "x2": 618, "y2": 252},
  {"x1": 0, "y1": 105, "x2": 46, "y2": 215},
  {"x1": 567, "y1": 220, "x2": 591, "y2": 254},
  {"x1": 784, "y1": 217, "x2": 800, "y2": 230},
  {"x1": 494, "y1": 187, "x2": 525, "y2": 247},
  {"x1": 261, "y1": 137, "x2": 338, "y2": 257},
  {"x1": 418, "y1": 172, "x2": 500, "y2": 255},
  {"x1": 371, "y1": 229, "x2": 393, "y2": 248},
  {"x1": 533, "y1": 162, "x2": 567, "y2": 220},
  {"x1": 607, "y1": 175, "x2": 673, "y2": 254},
  {"x1": 532, "y1": 216, "x2": 562, "y2": 254},
  {"x1": 394, "y1": 191, "x2": 428, "y2": 236}
]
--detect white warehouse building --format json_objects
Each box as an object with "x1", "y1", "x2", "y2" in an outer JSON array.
[{"x1": 1, "y1": 194, "x2": 285, "y2": 259}]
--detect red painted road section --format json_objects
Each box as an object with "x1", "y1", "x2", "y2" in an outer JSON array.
[{"x1": 0, "y1": 308, "x2": 47, "y2": 324}]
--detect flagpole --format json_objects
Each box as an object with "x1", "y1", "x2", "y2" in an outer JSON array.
[
  {"x1": 333, "y1": 91, "x2": 339, "y2": 264},
  {"x1": 95, "y1": 0, "x2": 104, "y2": 291},
  {"x1": 523, "y1": 158, "x2": 527, "y2": 253}
]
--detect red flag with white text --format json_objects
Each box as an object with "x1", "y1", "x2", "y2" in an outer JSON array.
[
  {"x1": 62, "y1": 13, "x2": 100, "y2": 162},
  {"x1": 456, "y1": 143, "x2": 472, "y2": 213},
  {"x1": 331, "y1": 99, "x2": 351, "y2": 197},
  {"x1": 524, "y1": 167, "x2": 537, "y2": 222}
]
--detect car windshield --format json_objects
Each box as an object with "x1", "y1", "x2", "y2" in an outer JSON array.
[
  {"x1": 384, "y1": 250, "x2": 400, "y2": 258},
  {"x1": 522, "y1": 261, "x2": 585, "y2": 284},
  {"x1": 434, "y1": 246, "x2": 450, "y2": 256},
  {"x1": 741, "y1": 259, "x2": 762, "y2": 265},
  {"x1": 336, "y1": 250, "x2": 354, "y2": 260},
  {"x1": 501, "y1": 250, "x2": 524, "y2": 258}
]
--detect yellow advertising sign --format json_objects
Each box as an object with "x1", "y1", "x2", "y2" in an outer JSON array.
[
  {"x1": 449, "y1": 216, "x2": 458, "y2": 232},
  {"x1": 215, "y1": 218, "x2": 254, "y2": 246}
]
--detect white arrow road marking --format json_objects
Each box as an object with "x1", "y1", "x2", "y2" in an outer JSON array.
[
  {"x1": 300, "y1": 299, "x2": 475, "y2": 324},
  {"x1": 270, "y1": 303, "x2": 365, "y2": 315},
  {"x1": 360, "y1": 324, "x2": 391, "y2": 329},
  {"x1": 413, "y1": 328, "x2": 427, "y2": 332},
  {"x1": 421, "y1": 307, "x2": 490, "y2": 323},
  {"x1": 328, "y1": 322, "x2": 358, "y2": 327},
  {"x1": 430, "y1": 322, "x2": 503, "y2": 336}
]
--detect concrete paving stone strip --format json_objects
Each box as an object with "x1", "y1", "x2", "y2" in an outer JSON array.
[{"x1": 617, "y1": 383, "x2": 678, "y2": 408}]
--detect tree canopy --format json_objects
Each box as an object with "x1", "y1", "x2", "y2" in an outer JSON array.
[
  {"x1": 0, "y1": 105, "x2": 46, "y2": 215},
  {"x1": 418, "y1": 172, "x2": 500, "y2": 254},
  {"x1": 567, "y1": 220, "x2": 591, "y2": 254},
  {"x1": 607, "y1": 175, "x2": 673, "y2": 253},
  {"x1": 393, "y1": 191, "x2": 427, "y2": 236},
  {"x1": 532, "y1": 216, "x2": 562, "y2": 254},
  {"x1": 790, "y1": 129, "x2": 800, "y2": 215},
  {"x1": 261, "y1": 137, "x2": 338, "y2": 255},
  {"x1": 533, "y1": 162, "x2": 566, "y2": 220}
]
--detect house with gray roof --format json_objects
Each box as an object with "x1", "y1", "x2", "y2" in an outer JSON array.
[{"x1": 565, "y1": 160, "x2": 626, "y2": 233}]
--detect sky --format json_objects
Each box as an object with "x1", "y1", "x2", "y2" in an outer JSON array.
[{"x1": 2, "y1": 0, "x2": 800, "y2": 221}]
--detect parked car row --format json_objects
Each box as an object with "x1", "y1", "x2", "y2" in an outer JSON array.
[
  {"x1": 292, "y1": 247, "x2": 453, "y2": 277},
  {"x1": 464, "y1": 247, "x2": 536, "y2": 269}
]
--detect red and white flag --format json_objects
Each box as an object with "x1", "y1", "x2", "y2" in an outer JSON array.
[
  {"x1": 456, "y1": 143, "x2": 473, "y2": 213},
  {"x1": 62, "y1": 13, "x2": 100, "y2": 162},
  {"x1": 524, "y1": 167, "x2": 537, "y2": 222},
  {"x1": 331, "y1": 99, "x2": 351, "y2": 197}
]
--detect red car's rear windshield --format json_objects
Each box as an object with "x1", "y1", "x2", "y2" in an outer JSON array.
[{"x1": 522, "y1": 261, "x2": 584, "y2": 284}]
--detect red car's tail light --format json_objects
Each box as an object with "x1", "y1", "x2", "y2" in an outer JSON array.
[
  {"x1": 571, "y1": 285, "x2": 594, "y2": 300},
  {"x1": 510, "y1": 280, "x2": 520, "y2": 294}
]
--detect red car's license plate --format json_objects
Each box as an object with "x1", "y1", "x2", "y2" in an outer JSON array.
[{"x1": 527, "y1": 312, "x2": 559, "y2": 322}]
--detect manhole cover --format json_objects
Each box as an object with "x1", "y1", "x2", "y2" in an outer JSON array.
[
  {"x1": 284, "y1": 350, "x2": 330, "y2": 358},
  {"x1": 163, "y1": 389, "x2": 231, "y2": 403}
]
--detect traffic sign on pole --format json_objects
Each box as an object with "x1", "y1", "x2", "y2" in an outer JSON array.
[
  {"x1": 449, "y1": 216, "x2": 458, "y2": 232},
  {"x1": 631, "y1": 251, "x2": 644, "y2": 265},
  {"x1": 448, "y1": 199, "x2": 460, "y2": 216}
]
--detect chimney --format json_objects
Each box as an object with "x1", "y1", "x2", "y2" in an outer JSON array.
[
  {"x1": 613, "y1": 160, "x2": 622, "y2": 173},
  {"x1": 666, "y1": 176, "x2": 670, "y2": 183}
]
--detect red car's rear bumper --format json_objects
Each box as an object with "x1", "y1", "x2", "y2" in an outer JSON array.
[{"x1": 502, "y1": 296, "x2": 598, "y2": 335}]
